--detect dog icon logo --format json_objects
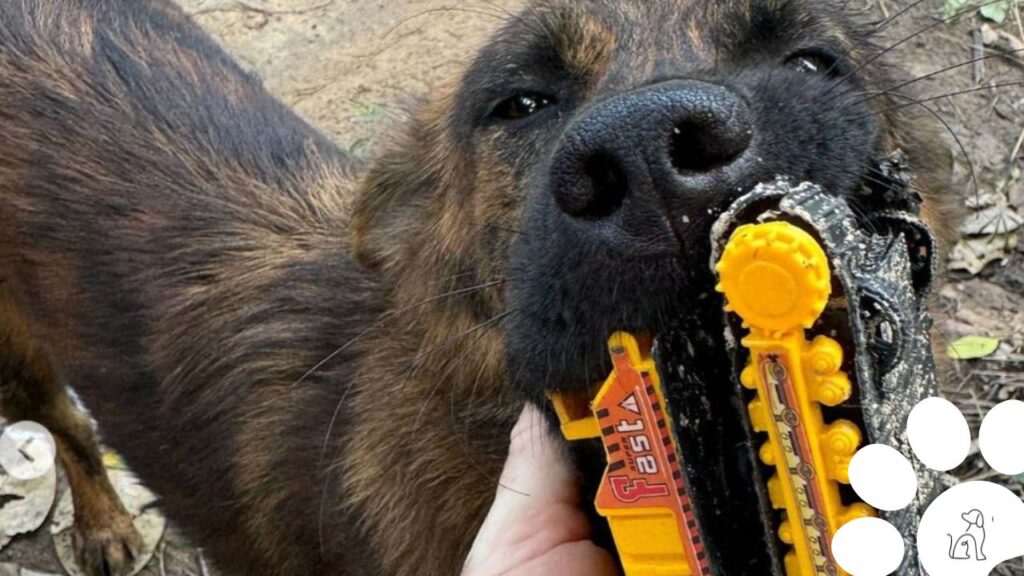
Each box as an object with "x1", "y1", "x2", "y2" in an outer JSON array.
[{"x1": 948, "y1": 509, "x2": 987, "y2": 561}]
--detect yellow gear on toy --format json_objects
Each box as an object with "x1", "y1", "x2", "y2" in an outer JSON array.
[
  {"x1": 715, "y1": 221, "x2": 831, "y2": 333},
  {"x1": 717, "y1": 221, "x2": 874, "y2": 576}
]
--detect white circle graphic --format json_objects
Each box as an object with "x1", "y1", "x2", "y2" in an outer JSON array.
[
  {"x1": 979, "y1": 400, "x2": 1024, "y2": 476},
  {"x1": 907, "y1": 397, "x2": 971, "y2": 472},
  {"x1": 917, "y1": 481, "x2": 1024, "y2": 576},
  {"x1": 849, "y1": 444, "x2": 917, "y2": 511},
  {"x1": 833, "y1": 517, "x2": 905, "y2": 576},
  {"x1": 0, "y1": 421, "x2": 58, "y2": 481}
]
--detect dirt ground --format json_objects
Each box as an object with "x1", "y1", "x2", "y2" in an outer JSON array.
[{"x1": 1, "y1": 0, "x2": 1022, "y2": 574}]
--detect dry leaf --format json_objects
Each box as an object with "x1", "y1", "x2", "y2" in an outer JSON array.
[
  {"x1": 966, "y1": 191, "x2": 1001, "y2": 209},
  {"x1": 949, "y1": 234, "x2": 1019, "y2": 275},
  {"x1": 960, "y1": 204, "x2": 1023, "y2": 236},
  {"x1": 0, "y1": 466, "x2": 57, "y2": 552}
]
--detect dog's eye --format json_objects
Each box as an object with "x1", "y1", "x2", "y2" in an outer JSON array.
[
  {"x1": 785, "y1": 49, "x2": 840, "y2": 77},
  {"x1": 489, "y1": 92, "x2": 557, "y2": 121}
]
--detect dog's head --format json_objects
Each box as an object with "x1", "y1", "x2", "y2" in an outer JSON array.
[
  {"x1": 962, "y1": 509, "x2": 984, "y2": 528},
  {"x1": 352, "y1": 0, "x2": 957, "y2": 401}
]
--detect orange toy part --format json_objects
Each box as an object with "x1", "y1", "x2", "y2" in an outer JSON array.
[{"x1": 550, "y1": 333, "x2": 709, "y2": 576}]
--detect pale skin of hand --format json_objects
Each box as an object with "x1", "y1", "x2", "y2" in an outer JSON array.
[{"x1": 462, "y1": 404, "x2": 620, "y2": 576}]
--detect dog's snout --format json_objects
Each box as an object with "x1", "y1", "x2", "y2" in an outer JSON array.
[{"x1": 550, "y1": 80, "x2": 754, "y2": 227}]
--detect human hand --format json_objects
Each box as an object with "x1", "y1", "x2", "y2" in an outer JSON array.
[{"x1": 462, "y1": 404, "x2": 619, "y2": 576}]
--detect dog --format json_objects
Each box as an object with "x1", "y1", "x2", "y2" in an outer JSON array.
[
  {"x1": 949, "y1": 509, "x2": 987, "y2": 561},
  {"x1": 0, "y1": 1, "x2": 959, "y2": 575}
]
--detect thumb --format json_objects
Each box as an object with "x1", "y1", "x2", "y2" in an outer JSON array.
[{"x1": 463, "y1": 404, "x2": 618, "y2": 576}]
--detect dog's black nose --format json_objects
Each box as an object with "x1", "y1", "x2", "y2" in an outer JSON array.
[{"x1": 550, "y1": 80, "x2": 754, "y2": 230}]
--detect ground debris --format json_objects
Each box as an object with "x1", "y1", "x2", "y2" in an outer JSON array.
[
  {"x1": 0, "y1": 566, "x2": 60, "y2": 576},
  {"x1": 950, "y1": 233, "x2": 1020, "y2": 274},
  {"x1": 981, "y1": 23, "x2": 1024, "y2": 62},
  {"x1": 0, "y1": 452, "x2": 56, "y2": 552},
  {"x1": 51, "y1": 469, "x2": 166, "y2": 576},
  {"x1": 952, "y1": 184, "x2": 1023, "y2": 274}
]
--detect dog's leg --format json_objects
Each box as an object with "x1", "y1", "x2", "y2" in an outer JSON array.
[{"x1": 0, "y1": 312, "x2": 143, "y2": 576}]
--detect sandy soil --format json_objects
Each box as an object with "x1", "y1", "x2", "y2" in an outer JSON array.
[
  {"x1": 1, "y1": 0, "x2": 1021, "y2": 574},
  {"x1": 176, "y1": 0, "x2": 523, "y2": 160}
]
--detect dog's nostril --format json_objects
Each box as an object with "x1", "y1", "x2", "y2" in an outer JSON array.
[
  {"x1": 669, "y1": 116, "x2": 751, "y2": 175},
  {"x1": 671, "y1": 121, "x2": 716, "y2": 173},
  {"x1": 556, "y1": 152, "x2": 628, "y2": 219}
]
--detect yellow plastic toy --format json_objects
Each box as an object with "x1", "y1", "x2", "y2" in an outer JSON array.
[
  {"x1": 550, "y1": 333, "x2": 710, "y2": 576},
  {"x1": 715, "y1": 221, "x2": 874, "y2": 576}
]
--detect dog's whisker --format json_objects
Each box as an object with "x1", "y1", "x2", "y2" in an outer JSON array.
[
  {"x1": 835, "y1": 165, "x2": 931, "y2": 201},
  {"x1": 828, "y1": 0, "x2": 1013, "y2": 94},
  {"x1": 873, "y1": 0, "x2": 931, "y2": 32},
  {"x1": 867, "y1": 50, "x2": 1024, "y2": 101},
  {"x1": 477, "y1": 0, "x2": 551, "y2": 41},
  {"x1": 485, "y1": 223, "x2": 529, "y2": 239},
  {"x1": 852, "y1": 88, "x2": 984, "y2": 203},
  {"x1": 871, "y1": 80, "x2": 1024, "y2": 116},
  {"x1": 292, "y1": 278, "x2": 510, "y2": 388},
  {"x1": 846, "y1": 48, "x2": 1024, "y2": 106},
  {"x1": 451, "y1": 354, "x2": 501, "y2": 471},
  {"x1": 316, "y1": 308, "x2": 516, "y2": 556},
  {"x1": 377, "y1": 6, "x2": 515, "y2": 43},
  {"x1": 409, "y1": 309, "x2": 516, "y2": 375},
  {"x1": 444, "y1": 329, "x2": 529, "y2": 497}
]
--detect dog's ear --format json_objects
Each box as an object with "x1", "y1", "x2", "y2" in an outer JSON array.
[
  {"x1": 352, "y1": 143, "x2": 439, "y2": 269},
  {"x1": 352, "y1": 94, "x2": 458, "y2": 271},
  {"x1": 962, "y1": 510, "x2": 983, "y2": 527}
]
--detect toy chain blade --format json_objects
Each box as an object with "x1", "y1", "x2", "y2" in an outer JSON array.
[{"x1": 551, "y1": 176, "x2": 949, "y2": 576}]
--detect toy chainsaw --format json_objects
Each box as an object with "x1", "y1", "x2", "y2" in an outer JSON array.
[{"x1": 550, "y1": 174, "x2": 948, "y2": 576}]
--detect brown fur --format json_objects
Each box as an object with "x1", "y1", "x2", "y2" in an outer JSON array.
[{"x1": 0, "y1": 1, "x2": 958, "y2": 575}]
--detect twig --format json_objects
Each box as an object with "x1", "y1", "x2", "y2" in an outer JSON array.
[
  {"x1": 193, "y1": 0, "x2": 333, "y2": 16},
  {"x1": 197, "y1": 548, "x2": 210, "y2": 576},
  {"x1": 1015, "y1": 0, "x2": 1024, "y2": 40},
  {"x1": 158, "y1": 541, "x2": 167, "y2": 576},
  {"x1": 972, "y1": 27, "x2": 987, "y2": 82},
  {"x1": 877, "y1": 0, "x2": 891, "y2": 18},
  {"x1": 953, "y1": 35, "x2": 1024, "y2": 67},
  {"x1": 1012, "y1": 126, "x2": 1024, "y2": 162}
]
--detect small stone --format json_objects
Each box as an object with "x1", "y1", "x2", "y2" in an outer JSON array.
[
  {"x1": 1008, "y1": 181, "x2": 1023, "y2": 209},
  {"x1": 244, "y1": 12, "x2": 268, "y2": 30}
]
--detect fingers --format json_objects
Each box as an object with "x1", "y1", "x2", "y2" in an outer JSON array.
[
  {"x1": 463, "y1": 403, "x2": 615, "y2": 576},
  {"x1": 501, "y1": 402, "x2": 579, "y2": 506},
  {"x1": 509, "y1": 541, "x2": 619, "y2": 576}
]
